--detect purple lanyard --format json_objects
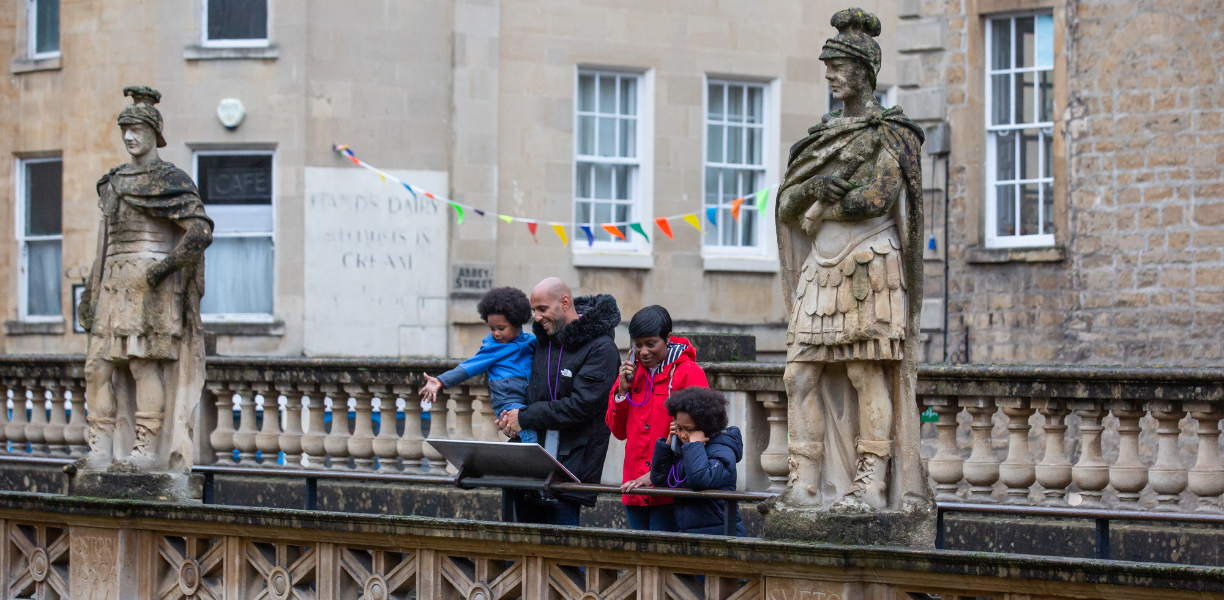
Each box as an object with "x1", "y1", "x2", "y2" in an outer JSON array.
[
  {"x1": 628, "y1": 363, "x2": 674, "y2": 407},
  {"x1": 546, "y1": 342, "x2": 564, "y2": 401},
  {"x1": 668, "y1": 460, "x2": 687, "y2": 488}
]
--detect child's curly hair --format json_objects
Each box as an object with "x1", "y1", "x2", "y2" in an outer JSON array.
[
  {"x1": 665, "y1": 387, "x2": 729, "y2": 437},
  {"x1": 477, "y1": 287, "x2": 533, "y2": 326}
]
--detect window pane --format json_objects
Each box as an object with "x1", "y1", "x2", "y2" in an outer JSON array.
[
  {"x1": 994, "y1": 132, "x2": 1015, "y2": 182},
  {"x1": 991, "y1": 19, "x2": 1011, "y2": 70},
  {"x1": 25, "y1": 160, "x2": 62, "y2": 236},
  {"x1": 593, "y1": 203, "x2": 612, "y2": 240},
  {"x1": 991, "y1": 74, "x2": 1011, "y2": 126},
  {"x1": 207, "y1": 205, "x2": 273, "y2": 234},
  {"x1": 619, "y1": 118, "x2": 636, "y2": 158},
  {"x1": 996, "y1": 184, "x2": 1016, "y2": 236},
  {"x1": 707, "y1": 124, "x2": 724, "y2": 163},
  {"x1": 1020, "y1": 129, "x2": 1040, "y2": 180},
  {"x1": 598, "y1": 75, "x2": 616, "y2": 114},
  {"x1": 747, "y1": 87, "x2": 763, "y2": 123},
  {"x1": 1039, "y1": 70, "x2": 1054, "y2": 122},
  {"x1": 207, "y1": 0, "x2": 268, "y2": 41},
  {"x1": 1020, "y1": 183, "x2": 1040, "y2": 236},
  {"x1": 1036, "y1": 14, "x2": 1054, "y2": 68},
  {"x1": 575, "y1": 163, "x2": 592, "y2": 198},
  {"x1": 1042, "y1": 130, "x2": 1053, "y2": 178},
  {"x1": 728, "y1": 85, "x2": 744, "y2": 122},
  {"x1": 593, "y1": 164, "x2": 613, "y2": 199},
  {"x1": 708, "y1": 83, "x2": 724, "y2": 120},
  {"x1": 1016, "y1": 71, "x2": 1035, "y2": 125},
  {"x1": 578, "y1": 74, "x2": 596, "y2": 112},
  {"x1": 748, "y1": 128, "x2": 763, "y2": 165},
  {"x1": 727, "y1": 126, "x2": 744, "y2": 165},
  {"x1": 614, "y1": 204, "x2": 631, "y2": 242},
  {"x1": 577, "y1": 116, "x2": 595, "y2": 155},
  {"x1": 597, "y1": 117, "x2": 616, "y2": 157},
  {"x1": 1042, "y1": 182, "x2": 1054, "y2": 235},
  {"x1": 721, "y1": 208, "x2": 735, "y2": 246},
  {"x1": 619, "y1": 77, "x2": 637, "y2": 116},
  {"x1": 704, "y1": 168, "x2": 720, "y2": 206},
  {"x1": 742, "y1": 208, "x2": 757, "y2": 247},
  {"x1": 201, "y1": 236, "x2": 273, "y2": 314},
  {"x1": 576, "y1": 201, "x2": 591, "y2": 225},
  {"x1": 34, "y1": 0, "x2": 60, "y2": 54},
  {"x1": 1016, "y1": 17, "x2": 1034, "y2": 69},
  {"x1": 26, "y1": 239, "x2": 61, "y2": 317},
  {"x1": 198, "y1": 154, "x2": 272, "y2": 205},
  {"x1": 614, "y1": 165, "x2": 631, "y2": 200},
  {"x1": 722, "y1": 169, "x2": 737, "y2": 204}
]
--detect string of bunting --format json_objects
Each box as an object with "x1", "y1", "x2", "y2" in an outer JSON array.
[{"x1": 333, "y1": 144, "x2": 775, "y2": 247}]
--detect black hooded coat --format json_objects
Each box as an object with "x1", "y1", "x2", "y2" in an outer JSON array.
[{"x1": 519, "y1": 294, "x2": 621, "y2": 506}]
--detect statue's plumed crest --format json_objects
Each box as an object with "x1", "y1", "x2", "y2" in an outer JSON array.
[
  {"x1": 123, "y1": 85, "x2": 162, "y2": 106},
  {"x1": 831, "y1": 8, "x2": 881, "y2": 37},
  {"x1": 820, "y1": 8, "x2": 883, "y2": 77}
]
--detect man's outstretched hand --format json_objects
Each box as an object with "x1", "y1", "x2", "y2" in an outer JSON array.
[{"x1": 496, "y1": 408, "x2": 521, "y2": 436}]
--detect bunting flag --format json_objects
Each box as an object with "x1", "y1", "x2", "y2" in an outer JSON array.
[
  {"x1": 499, "y1": 215, "x2": 514, "y2": 224},
  {"x1": 377, "y1": 172, "x2": 388, "y2": 188},
  {"x1": 448, "y1": 201, "x2": 465, "y2": 224},
  {"x1": 683, "y1": 214, "x2": 703, "y2": 232},
  {"x1": 345, "y1": 151, "x2": 361, "y2": 165},
  {"x1": 706, "y1": 207, "x2": 718, "y2": 226},
  {"x1": 474, "y1": 209, "x2": 486, "y2": 216},
  {"x1": 628, "y1": 222, "x2": 649, "y2": 243},
  {"x1": 527, "y1": 221, "x2": 539, "y2": 243},
  {"x1": 401, "y1": 181, "x2": 417, "y2": 200},
  {"x1": 655, "y1": 217, "x2": 674, "y2": 240},
  {"x1": 731, "y1": 197, "x2": 745, "y2": 222},
  {"x1": 580, "y1": 226, "x2": 595, "y2": 246},
  {"x1": 552, "y1": 224, "x2": 568, "y2": 246},
  {"x1": 755, "y1": 187, "x2": 770, "y2": 215},
  {"x1": 602, "y1": 224, "x2": 626, "y2": 241}
]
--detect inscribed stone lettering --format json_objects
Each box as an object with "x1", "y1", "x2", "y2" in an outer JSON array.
[
  {"x1": 303, "y1": 167, "x2": 449, "y2": 357},
  {"x1": 69, "y1": 528, "x2": 119, "y2": 600},
  {"x1": 451, "y1": 263, "x2": 495, "y2": 297},
  {"x1": 766, "y1": 577, "x2": 863, "y2": 600}
]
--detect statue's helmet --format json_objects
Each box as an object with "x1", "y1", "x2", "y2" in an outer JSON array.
[
  {"x1": 819, "y1": 8, "x2": 883, "y2": 79},
  {"x1": 117, "y1": 85, "x2": 167, "y2": 148}
]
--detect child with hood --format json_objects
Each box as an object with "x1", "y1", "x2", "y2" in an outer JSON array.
[
  {"x1": 649, "y1": 387, "x2": 744, "y2": 536},
  {"x1": 606, "y1": 305, "x2": 709, "y2": 532}
]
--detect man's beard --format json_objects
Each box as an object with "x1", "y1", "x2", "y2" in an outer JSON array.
[{"x1": 549, "y1": 315, "x2": 569, "y2": 336}]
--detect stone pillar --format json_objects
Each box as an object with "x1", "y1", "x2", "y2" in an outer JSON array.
[
  {"x1": 1035, "y1": 399, "x2": 1073, "y2": 506},
  {"x1": 1187, "y1": 408, "x2": 1224, "y2": 512},
  {"x1": 232, "y1": 385, "x2": 259, "y2": 466},
  {"x1": 277, "y1": 384, "x2": 305, "y2": 468},
  {"x1": 450, "y1": 387, "x2": 475, "y2": 442},
  {"x1": 64, "y1": 380, "x2": 87, "y2": 457},
  {"x1": 470, "y1": 386, "x2": 501, "y2": 442},
  {"x1": 207, "y1": 382, "x2": 235, "y2": 464},
  {"x1": 926, "y1": 396, "x2": 964, "y2": 502},
  {"x1": 1109, "y1": 403, "x2": 1148, "y2": 510},
  {"x1": 998, "y1": 397, "x2": 1036, "y2": 504},
  {"x1": 347, "y1": 385, "x2": 379, "y2": 471},
  {"x1": 7, "y1": 380, "x2": 30, "y2": 454},
  {"x1": 962, "y1": 397, "x2": 999, "y2": 502},
  {"x1": 253, "y1": 384, "x2": 282, "y2": 466},
  {"x1": 1148, "y1": 403, "x2": 1188, "y2": 512},
  {"x1": 757, "y1": 391, "x2": 789, "y2": 493},
  {"x1": 322, "y1": 385, "x2": 352, "y2": 470},
  {"x1": 1070, "y1": 403, "x2": 1109, "y2": 508},
  {"x1": 0, "y1": 380, "x2": 12, "y2": 454},
  {"x1": 43, "y1": 380, "x2": 68, "y2": 456},
  {"x1": 397, "y1": 386, "x2": 426, "y2": 474},
  {"x1": 300, "y1": 385, "x2": 328, "y2": 469},
  {"x1": 372, "y1": 391, "x2": 401, "y2": 472},
  {"x1": 422, "y1": 393, "x2": 451, "y2": 475}
]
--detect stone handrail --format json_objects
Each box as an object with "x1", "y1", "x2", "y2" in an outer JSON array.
[{"x1": 2, "y1": 356, "x2": 1223, "y2": 510}]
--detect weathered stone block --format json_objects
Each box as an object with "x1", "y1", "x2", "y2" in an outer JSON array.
[
  {"x1": 897, "y1": 19, "x2": 945, "y2": 53},
  {"x1": 898, "y1": 87, "x2": 945, "y2": 121},
  {"x1": 674, "y1": 332, "x2": 756, "y2": 362}
]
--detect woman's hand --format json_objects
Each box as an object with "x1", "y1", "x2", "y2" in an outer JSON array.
[
  {"x1": 617, "y1": 359, "x2": 636, "y2": 395},
  {"x1": 418, "y1": 373, "x2": 442, "y2": 403},
  {"x1": 620, "y1": 473, "x2": 652, "y2": 493}
]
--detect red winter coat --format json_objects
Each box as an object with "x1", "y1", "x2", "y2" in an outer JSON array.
[{"x1": 605, "y1": 336, "x2": 709, "y2": 506}]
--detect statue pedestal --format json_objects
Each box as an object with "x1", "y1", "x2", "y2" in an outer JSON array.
[
  {"x1": 759, "y1": 499, "x2": 936, "y2": 548},
  {"x1": 68, "y1": 471, "x2": 203, "y2": 503}
]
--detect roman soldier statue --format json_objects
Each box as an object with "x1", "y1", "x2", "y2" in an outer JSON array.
[{"x1": 71, "y1": 86, "x2": 213, "y2": 483}]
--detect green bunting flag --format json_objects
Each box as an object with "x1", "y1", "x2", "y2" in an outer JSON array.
[
  {"x1": 448, "y1": 201, "x2": 465, "y2": 224},
  {"x1": 628, "y1": 222, "x2": 649, "y2": 242},
  {"x1": 755, "y1": 187, "x2": 770, "y2": 215}
]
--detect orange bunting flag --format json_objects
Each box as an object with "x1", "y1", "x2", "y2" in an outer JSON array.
[
  {"x1": 682, "y1": 214, "x2": 703, "y2": 232},
  {"x1": 655, "y1": 217, "x2": 674, "y2": 240},
  {"x1": 731, "y1": 197, "x2": 745, "y2": 222},
  {"x1": 346, "y1": 153, "x2": 360, "y2": 165},
  {"x1": 602, "y1": 224, "x2": 626, "y2": 240},
  {"x1": 424, "y1": 191, "x2": 436, "y2": 199},
  {"x1": 551, "y1": 224, "x2": 568, "y2": 246},
  {"x1": 527, "y1": 221, "x2": 539, "y2": 243}
]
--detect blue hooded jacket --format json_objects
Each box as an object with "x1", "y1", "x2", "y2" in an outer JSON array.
[
  {"x1": 649, "y1": 426, "x2": 744, "y2": 535},
  {"x1": 437, "y1": 332, "x2": 536, "y2": 408}
]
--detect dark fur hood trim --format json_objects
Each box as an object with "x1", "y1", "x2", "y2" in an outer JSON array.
[{"x1": 533, "y1": 294, "x2": 621, "y2": 351}]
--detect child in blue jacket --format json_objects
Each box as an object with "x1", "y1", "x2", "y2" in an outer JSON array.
[
  {"x1": 420, "y1": 287, "x2": 538, "y2": 444},
  {"x1": 649, "y1": 387, "x2": 744, "y2": 536}
]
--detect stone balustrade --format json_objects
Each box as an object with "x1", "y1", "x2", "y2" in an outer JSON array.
[{"x1": 2, "y1": 356, "x2": 1223, "y2": 510}]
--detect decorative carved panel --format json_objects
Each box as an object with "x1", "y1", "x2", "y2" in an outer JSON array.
[
  {"x1": 156, "y1": 536, "x2": 224, "y2": 600},
  {"x1": 241, "y1": 541, "x2": 318, "y2": 600},
  {"x1": 338, "y1": 548, "x2": 416, "y2": 600},
  {"x1": 8, "y1": 523, "x2": 70, "y2": 600},
  {"x1": 439, "y1": 556, "x2": 523, "y2": 600}
]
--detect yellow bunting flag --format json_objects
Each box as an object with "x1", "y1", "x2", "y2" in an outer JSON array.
[
  {"x1": 551, "y1": 224, "x2": 568, "y2": 246},
  {"x1": 682, "y1": 214, "x2": 703, "y2": 232},
  {"x1": 602, "y1": 224, "x2": 626, "y2": 240},
  {"x1": 499, "y1": 215, "x2": 514, "y2": 224},
  {"x1": 731, "y1": 197, "x2": 745, "y2": 221}
]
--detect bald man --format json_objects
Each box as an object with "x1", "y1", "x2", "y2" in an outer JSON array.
[{"x1": 497, "y1": 278, "x2": 621, "y2": 525}]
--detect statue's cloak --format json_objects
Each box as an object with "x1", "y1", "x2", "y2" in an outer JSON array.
[
  {"x1": 86, "y1": 160, "x2": 212, "y2": 474},
  {"x1": 774, "y1": 107, "x2": 932, "y2": 510}
]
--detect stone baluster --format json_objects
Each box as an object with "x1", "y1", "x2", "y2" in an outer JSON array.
[
  {"x1": 6, "y1": 380, "x2": 30, "y2": 454},
  {"x1": 372, "y1": 389, "x2": 401, "y2": 472},
  {"x1": 232, "y1": 384, "x2": 260, "y2": 466},
  {"x1": 207, "y1": 382, "x2": 236, "y2": 463},
  {"x1": 422, "y1": 392, "x2": 451, "y2": 475},
  {"x1": 43, "y1": 380, "x2": 68, "y2": 456},
  {"x1": 64, "y1": 380, "x2": 87, "y2": 457},
  {"x1": 347, "y1": 385, "x2": 379, "y2": 471},
  {"x1": 322, "y1": 385, "x2": 352, "y2": 469},
  {"x1": 254, "y1": 384, "x2": 282, "y2": 466},
  {"x1": 1035, "y1": 399, "x2": 1073, "y2": 506},
  {"x1": 997, "y1": 397, "x2": 1036, "y2": 504},
  {"x1": 277, "y1": 384, "x2": 305, "y2": 469},
  {"x1": 926, "y1": 396, "x2": 964, "y2": 502},
  {"x1": 1109, "y1": 402, "x2": 1148, "y2": 510},
  {"x1": 757, "y1": 391, "x2": 789, "y2": 492},
  {"x1": 0, "y1": 380, "x2": 11, "y2": 454},
  {"x1": 396, "y1": 386, "x2": 425, "y2": 474},
  {"x1": 450, "y1": 386, "x2": 476, "y2": 442},
  {"x1": 23, "y1": 379, "x2": 49, "y2": 456},
  {"x1": 961, "y1": 397, "x2": 1000, "y2": 502},
  {"x1": 1187, "y1": 408, "x2": 1224, "y2": 512},
  {"x1": 1148, "y1": 402, "x2": 1188, "y2": 512},
  {"x1": 470, "y1": 386, "x2": 501, "y2": 442},
  {"x1": 300, "y1": 385, "x2": 328, "y2": 469},
  {"x1": 1070, "y1": 402, "x2": 1109, "y2": 507}
]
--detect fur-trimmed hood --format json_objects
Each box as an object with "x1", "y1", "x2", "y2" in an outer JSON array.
[{"x1": 533, "y1": 293, "x2": 621, "y2": 352}]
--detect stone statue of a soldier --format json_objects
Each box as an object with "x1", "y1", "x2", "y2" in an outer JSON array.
[
  {"x1": 68, "y1": 86, "x2": 213, "y2": 499},
  {"x1": 762, "y1": 9, "x2": 934, "y2": 546}
]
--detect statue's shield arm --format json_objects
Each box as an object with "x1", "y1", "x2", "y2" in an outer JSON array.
[
  {"x1": 146, "y1": 215, "x2": 214, "y2": 289},
  {"x1": 826, "y1": 150, "x2": 903, "y2": 222}
]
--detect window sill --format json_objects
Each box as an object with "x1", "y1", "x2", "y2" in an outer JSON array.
[
  {"x1": 572, "y1": 251, "x2": 653, "y2": 270},
  {"x1": 965, "y1": 245, "x2": 1066, "y2": 264},
  {"x1": 11, "y1": 55, "x2": 61, "y2": 74},
  {"x1": 4, "y1": 320, "x2": 65, "y2": 336},
  {"x1": 702, "y1": 254, "x2": 779, "y2": 273},
  {"x1": 183, "y1": 45, "x2": 279, "y2": 61},
  {"x1": 203, "y1": 320, "x2": 285, "y2": 337}
]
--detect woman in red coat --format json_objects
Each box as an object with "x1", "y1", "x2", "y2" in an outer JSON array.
[{"x1": 606, "y1": 305, "x2": 709, "y2": 531}]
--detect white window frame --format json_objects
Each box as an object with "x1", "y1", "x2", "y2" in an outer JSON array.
[
  {"x1": 193, "y1": 149, "x2": 277, "y2": 322},
  {"x1": 201, "y1": 0, "x2": 271, "y2": 49},
  {"x1": 27, "y1": 0, "x2": 61, "y2": 60},
  {"x1": 984, "y1": 12, "x2": 1056, "y2": 249},
  {"x1": 15, "y1": 157, "x2": 63, "y2": 323},
  {"x1": 571, "y1": 67, "x2": 654, "y2": 268}
]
